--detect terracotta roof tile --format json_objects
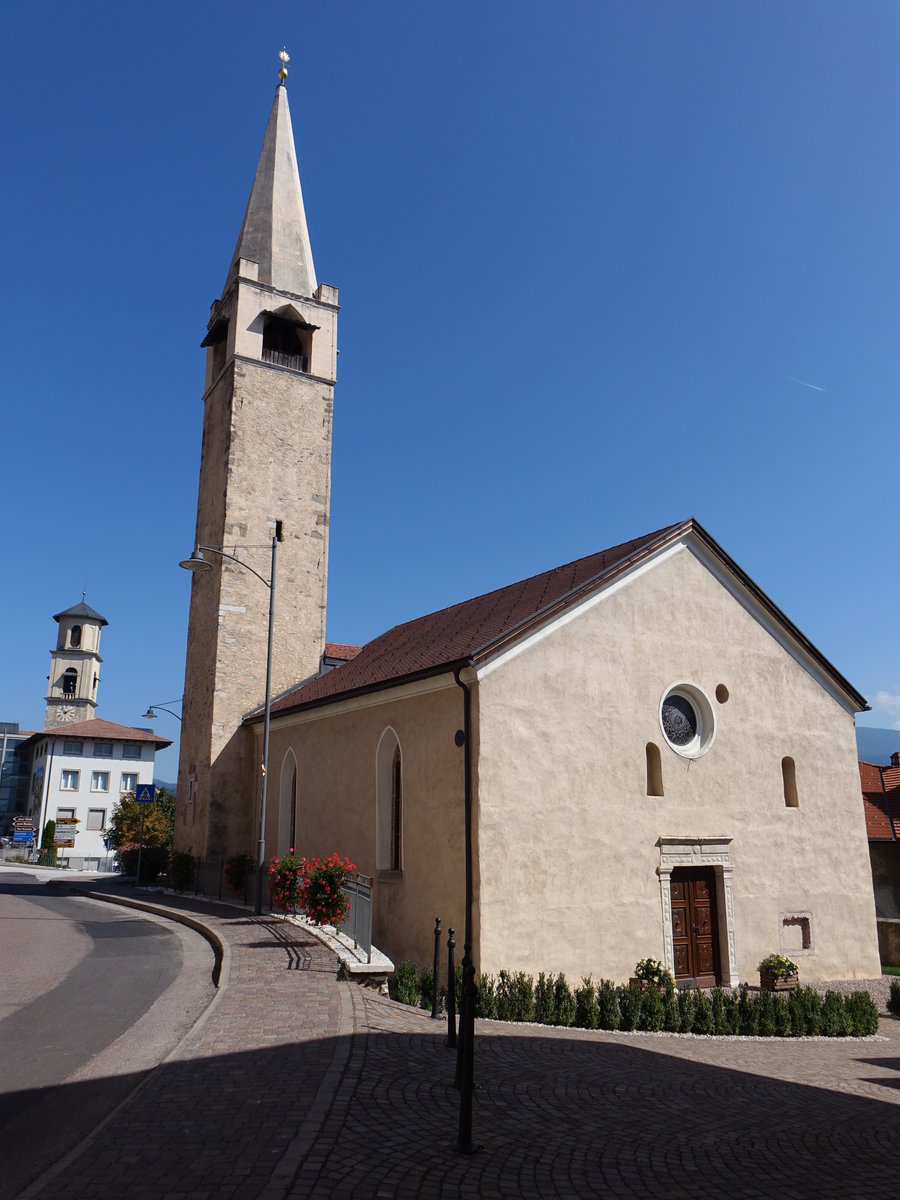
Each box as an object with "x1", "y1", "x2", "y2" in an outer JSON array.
[
  {"x1": 268, "y1": 522, "x2": 684, "y2": 717},
  {"x1": 859, "y1": 760, "x2": 900, "y2": 841},
  {"x1": 19, "y1": 718, "x2": 172, "y2": 751},
  {"x1": 324, "y1": 642, "x2": 362, "y2": 661}
]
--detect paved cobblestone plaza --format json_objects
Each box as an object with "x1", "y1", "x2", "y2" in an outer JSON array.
[{"x1": 24, "y1": 894, "x2": 900, "y2": 1199}]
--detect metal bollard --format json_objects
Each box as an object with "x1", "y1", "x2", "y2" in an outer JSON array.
[
  {"x1": 431, "y1": 917, "x2": 442, "y2": 1019},
  {"x1": 446, "y1": 927, "x2": 457, "y2": 1048}
]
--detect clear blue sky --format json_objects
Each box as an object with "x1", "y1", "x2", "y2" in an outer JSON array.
[{"x1": 3, "y1": 2, "x2": 899, "y2": 781}]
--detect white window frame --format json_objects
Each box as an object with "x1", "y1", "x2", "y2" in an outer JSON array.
[
  {"x1": 91, "y1": 771, "x2": 110, "y2": 793},
  {"x1": 60, "y1": 770, "x2": 80, "y2": 791},
  {"x1": 120, "y1": 772, "x2": 138, "y2": 795},
  {"x1": 56, "y1": 807, "x2": 75, "y2": 820},
  {"x1": 86, "y1": 808, "x2": 106, "y2": 831}
]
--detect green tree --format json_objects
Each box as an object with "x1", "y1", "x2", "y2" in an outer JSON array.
[
  {"x1": 106, "y1": 788, "x2": 176, "y2": 853},
  {"x1": 39, "y1": 819, "x2": 57, "y2": 867}
]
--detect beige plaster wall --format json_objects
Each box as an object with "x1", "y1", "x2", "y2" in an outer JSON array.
[
  {"x1": 260, "y1": 679, "x2": 467, "y2": 967},
  {"x1": 475, "y1": 543, "x2": 880, "y2": 984}
]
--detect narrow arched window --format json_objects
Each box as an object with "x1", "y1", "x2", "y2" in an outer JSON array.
[
  {"x1": 376, "y1": 728, "x2": 403, "y2": 873},
  {"x1": 63, "y1": 668, "x2": 77, "y2": 696},
  {"x1": 782, "y1": 757, "x2": 798, "y2": 808},
  {"x1": 70, "y1": 625, "x2": 81, "y2": 648},
  {"x1": 391, "y1": 747, "x2": 402, "y2": 870},
  {"x1": 646, "y1": 742, "x2": 664, "y2": 797},
  {"x1": 278, "y1": 751, "x2": 298, "y2": 856},
  {"x1": 290, "y1": 767, "x2": 297, "y2": 850}
]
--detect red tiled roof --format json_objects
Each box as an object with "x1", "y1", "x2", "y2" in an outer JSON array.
[
  {"x1": 859, "y1": 760, "x2": 900, "y2": 841},
  {"x1": 324, "y1": 642, "x2": 362, "y2": 661},
  {"x1": 266, "y1": 522, "x2": 685, "y2": 717},
  {"x1": 252, "y1": 516, "x2": 867, "y2": 722},
  {"x1": 19, "y1": 718, "x2": 172, "y2": 751}
]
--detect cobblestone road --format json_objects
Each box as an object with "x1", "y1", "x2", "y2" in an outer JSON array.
[{"x1": 21, "y1": 893, "x2": 900, "y2": 1200}]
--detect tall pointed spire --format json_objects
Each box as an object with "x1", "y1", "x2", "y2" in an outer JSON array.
[{"x1": 226, "y1": 80, "x2": 317, "y2": 297}]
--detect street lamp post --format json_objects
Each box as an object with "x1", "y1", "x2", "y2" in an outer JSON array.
[
  {"x1": 143, "y1": 700, "x2": 182, "y2": 723},
  {"x1": 179, "y1": 524, "x2": 281, "y2": 915}
]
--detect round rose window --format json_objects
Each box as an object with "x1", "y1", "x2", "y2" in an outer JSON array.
[{"x1": 658, "y1": 684, "x2": 715, "y2": 758}]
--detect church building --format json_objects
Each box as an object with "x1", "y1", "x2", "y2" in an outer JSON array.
[{"x1": 176, "y1": 66, "x2": 880, "y2": 987}]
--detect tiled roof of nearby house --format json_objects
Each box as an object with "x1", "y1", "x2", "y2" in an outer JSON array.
[
  {"x1": 254, "y1": 518, "x2": 867, "y2": 723},
  {"x1": 859, "y1": 760, "x2": 900, "y2": 841},
  {"x1": 18, "y1": 719, "x2": 172, "y2": 751},
  {"x1": 324, "y1": 642, "x2": 362, "y2": 661}
]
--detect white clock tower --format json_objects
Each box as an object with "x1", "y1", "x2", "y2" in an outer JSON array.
[{"x1": 44, "y1": 599, "x2": 107, "y2": 727}]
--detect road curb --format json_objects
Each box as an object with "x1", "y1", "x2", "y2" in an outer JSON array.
[
  {"x1": 74, "y1": 888, "x2": 229, "y2": 990},
  {"x1": 15, "y1": 889, "x2": 229, "y2": 1200}
]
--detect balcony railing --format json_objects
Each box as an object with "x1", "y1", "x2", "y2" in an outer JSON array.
[{"x1": 261, "y1": 347, "x2": 308, "y2": 373}]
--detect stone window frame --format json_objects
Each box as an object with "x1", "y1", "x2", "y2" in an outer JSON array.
[
  {"x1": 658, "y1": 682, "x2": 716, "y2": 759},
  {"x1": 656, "y1": 835, "x2": 739, "y2": 987}
]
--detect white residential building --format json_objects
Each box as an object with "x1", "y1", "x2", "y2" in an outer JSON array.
[
  {"x1": 21, "y1": 720, "x2": 170, "y2": 869},
  {"x1": 15, "y1": 600, "x2": 171, "y2": 869}
]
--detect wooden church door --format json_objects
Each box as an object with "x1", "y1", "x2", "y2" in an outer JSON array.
[{"x1": 670, "y1": 868, "x2": 720, "y2": 987}]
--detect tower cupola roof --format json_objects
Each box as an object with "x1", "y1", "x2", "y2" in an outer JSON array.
[
  {"x1": 53, "y1": 600, "x2": 108, "y2": 626},
  {"x1": 225, "y1": 83, "x2": 317, "y2": 298}
]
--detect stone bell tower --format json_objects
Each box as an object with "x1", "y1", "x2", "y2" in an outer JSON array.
[
  {"x1": 44, "y1": 599, "x2": 108, "y2": 727},
  {"x1": 176, "y1": 60, "x2": 337, "y2": 857}
]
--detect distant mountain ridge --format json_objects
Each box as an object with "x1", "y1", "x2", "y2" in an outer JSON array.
[{"x1": 856, "y1": 727, "x2": 900, "y2": 766}]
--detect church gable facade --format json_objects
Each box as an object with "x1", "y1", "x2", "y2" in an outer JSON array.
[
  {"x1": 250, "y1": 520, "x2": 879, "y2": 984},
  {"x1": 176, "y1": 70, "x2": 878, "y2": 986}
]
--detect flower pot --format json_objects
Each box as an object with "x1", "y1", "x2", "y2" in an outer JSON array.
[
  {"x1": 629, "y1": 977, "x2": 669, "y2": 994},
  {"x1": 759, "y1": 971, "x2": 798, "y2": 992}
]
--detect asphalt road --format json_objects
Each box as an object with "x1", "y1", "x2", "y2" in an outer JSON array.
[{"x1": 0, "y1": 870, "x2": 215, "y2": 1199}]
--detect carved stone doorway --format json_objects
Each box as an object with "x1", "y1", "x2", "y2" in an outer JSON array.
[{"x1": 657, "y1": 836, "x2": 739, "y2": 987}]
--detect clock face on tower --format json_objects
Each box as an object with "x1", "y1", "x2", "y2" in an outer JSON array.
[{"x1": 56, "y1": 706, "x2": 76, "y2": 723}]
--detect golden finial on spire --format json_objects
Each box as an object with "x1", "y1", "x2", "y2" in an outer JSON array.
[{"x1": 278, "y1": 47, "x2": 290, "y2": 85}]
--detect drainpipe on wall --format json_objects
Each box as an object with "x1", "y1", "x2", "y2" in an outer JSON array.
[{"x1": 453, "y1": 665, "x2": 476, "y2": 1154}]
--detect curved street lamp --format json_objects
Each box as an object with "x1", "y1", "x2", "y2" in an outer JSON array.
[
  {"x1": 143, "y1": 700, "x2": 183, "y2": 723},
  {"x1": 180, "y1": 524, "x2": 281, "y2": 915}
]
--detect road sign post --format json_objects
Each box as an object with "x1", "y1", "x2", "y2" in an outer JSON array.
[{"x1": 134, "y1": 785, "x2": 155, "y2": 884}]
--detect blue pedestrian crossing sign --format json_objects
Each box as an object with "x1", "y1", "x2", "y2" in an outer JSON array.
[{"x1": 135, "y1": 784, "x2": 156, "y2": 805}]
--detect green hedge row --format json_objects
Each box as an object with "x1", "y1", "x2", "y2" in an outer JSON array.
[{"x1": 389, "y1": 963, "x2": 880, "y2": 1038}]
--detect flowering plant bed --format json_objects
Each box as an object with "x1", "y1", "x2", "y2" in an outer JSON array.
[
  {"x1": 298, "y1": 853, "x2": 356, "y2": 926},
  {"x1": 758, "y1": 953, "x2": 799, "y2": 991},
  {"x1": 270, "y1": 851, "x2": 356, "y2": 921},
  {"x1": 269, "y1": 850, "x2": 304, "y2": 914}
]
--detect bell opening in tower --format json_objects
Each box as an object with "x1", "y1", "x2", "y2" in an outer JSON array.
[{"x1": 262, "y1": 315, "x2": 311, "y2": 373}]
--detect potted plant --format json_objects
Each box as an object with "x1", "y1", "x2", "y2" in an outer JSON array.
[
  {"x1": 630, "y1": 957, "x2": 676, "y2": 993},
  {"x1": 758, "y1": 952, "x2": 799, "y2": 991}
]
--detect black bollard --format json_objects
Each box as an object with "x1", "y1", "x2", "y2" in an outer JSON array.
[
  {"x1": 457, "y1": 943, "x2": 476, "y2": 1152},
  {"x1": 446, "y1": 927, "x2": 457, "y2": 1048},
  {"x1": 431, "y1": 917, "x2": 442, "y2": 1019}
]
